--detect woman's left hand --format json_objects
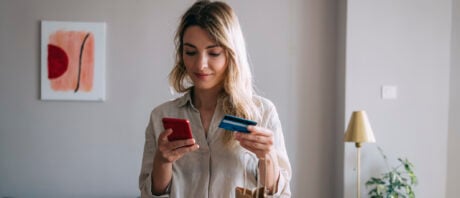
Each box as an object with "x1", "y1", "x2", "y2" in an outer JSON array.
[
  {"x1": 234, "y1": 125, "x2": 274, "y2": 159},
  {"x1": 236, "y1": 125, "x2": 280, "y2": 192}
]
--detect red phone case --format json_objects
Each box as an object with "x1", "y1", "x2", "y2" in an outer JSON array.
[{"x1": 162, "y1": 117, "x2": 193, "y2": 141}]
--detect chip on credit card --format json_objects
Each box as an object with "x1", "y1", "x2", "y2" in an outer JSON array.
[{"x1": 218, "y1": 114, "x2": 257, "y2": 133}]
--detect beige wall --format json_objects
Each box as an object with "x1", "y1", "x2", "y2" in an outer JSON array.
[
  {"x1": 288, "y1": 0, "x2": 340, "y2": 197},
  {"x1": 3, "y1": 0, "x2": 456, "y2": 197},
  {"x1": 447, "y1": 0, "x2": 460, "y2": 196}
]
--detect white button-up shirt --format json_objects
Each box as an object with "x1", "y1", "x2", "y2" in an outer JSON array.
[{"x1": 139, "y1": 92, "x2": 291, "y2": 197}]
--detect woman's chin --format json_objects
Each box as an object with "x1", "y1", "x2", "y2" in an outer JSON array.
[{"x1": 193, "y1": 83, "x2": 222, "y2": 91}]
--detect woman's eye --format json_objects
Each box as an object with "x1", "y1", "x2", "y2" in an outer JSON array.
[
  {"x1": 209, "y1": 52, "x2": 221, "y2": 57},
  {"x1": 185, "y1": 51, "x2": 196, "y2": 56}
]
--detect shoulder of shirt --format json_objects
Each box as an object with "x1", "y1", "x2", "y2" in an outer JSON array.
[
  {"x1": 253, "y1": 94, "x2": 276, "y2": 111},
  {"x1": 151, "y1": 93, "x2": 190, "y2": 114}
]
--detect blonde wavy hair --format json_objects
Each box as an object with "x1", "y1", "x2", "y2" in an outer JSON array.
[{"x1": 169, "y1": 0, "x2": 261, "y2": 144}]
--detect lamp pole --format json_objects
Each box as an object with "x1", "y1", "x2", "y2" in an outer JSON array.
[{"x1": 356, "y1": 142, "x2": 362, "y2": 198}]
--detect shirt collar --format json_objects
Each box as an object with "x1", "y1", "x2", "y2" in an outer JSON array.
[
  {"x1": 176, "y1": 91, "x2": 193, "y2": 108},
  {"x1": 176, "y1": 89, "x2": 226, "y2": 109}
]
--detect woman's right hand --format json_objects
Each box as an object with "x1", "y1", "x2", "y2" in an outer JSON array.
[
  {"x1": 152, "y1": 129, "x2": 199, "y2": 194},
  {"x1": 155, "y1": 128, "x2": 200, "y2": 164}
]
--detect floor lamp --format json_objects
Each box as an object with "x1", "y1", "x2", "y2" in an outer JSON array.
[{"x1": 344, "y1": 111, "x2": 376, "y2": 198}]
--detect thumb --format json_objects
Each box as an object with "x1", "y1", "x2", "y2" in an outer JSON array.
[{"x1": 161, "y1": 128, "x2": 173, "y2": 141}]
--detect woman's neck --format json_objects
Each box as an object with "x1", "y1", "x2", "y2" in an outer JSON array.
[{"x1": 192, "y1": 86, "x2": 222, "y2": 110}]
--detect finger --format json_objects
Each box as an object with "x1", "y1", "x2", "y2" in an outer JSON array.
[
  {"x1": 240, "y1": 138, "x2": 272, "y2": 150},
  {"x1": 158, "y1": 142, "x2": 199, "y2": 163},
  {"x1": 247, "y1": 126, "x2": 272, "y2": 136},
  {"x1": 169, "y1": 138, "x2": 197, "y2": 150},
  {"x1": 174, "y1": 143, "x2": 200, "y2": 152},
  {"x1": 171, "y1": 143, "x2": 200, "y2": 157},
  {"x1": 238, "y1": 133, "x2": 273, "y2": 145},
  {"x1": 159, "y1": 128, "x2": 173, "y2": 141},
  {"x1": 234, "y1": 132, "x2": 242, "y2": 140},
  {"x1": 239, "y1": 141, "x2": 271, "y2": 157}
]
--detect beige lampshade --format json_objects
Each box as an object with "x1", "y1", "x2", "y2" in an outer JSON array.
[{"x1": 344, "y1": 111, "x2": 376, "y2": 143}]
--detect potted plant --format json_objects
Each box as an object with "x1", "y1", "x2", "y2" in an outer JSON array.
[{"x1": 365, "y1": 147, "x2": 418, "y2": 198}]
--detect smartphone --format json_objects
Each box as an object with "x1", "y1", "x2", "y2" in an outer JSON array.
[
  {"x1": 162, "y1": 117, "x2": 193, "y2": 141},
  {"x1": 218, "y1": 114, "x2": 257, "y2": 133}
]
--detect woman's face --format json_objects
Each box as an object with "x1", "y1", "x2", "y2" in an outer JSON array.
[{"x1": 182, "y1": 26, "x2": 227, "y2": 92}]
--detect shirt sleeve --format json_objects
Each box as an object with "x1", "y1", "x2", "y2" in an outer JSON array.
[
  {"x1": 265, "y1": 102, "x2": 292, "y2": 197},
  {"x1": 139, "y1": 112, "x2": 171, "y2": 198}
]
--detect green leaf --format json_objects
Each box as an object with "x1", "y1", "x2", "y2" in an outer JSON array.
[{"x1": 365, "y1": 148, "x2": 417, "y2": 198}]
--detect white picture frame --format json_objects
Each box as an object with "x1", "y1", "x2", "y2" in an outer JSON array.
[{"x1": 41, "y1": 20, "x2": 106, "y2": 101}]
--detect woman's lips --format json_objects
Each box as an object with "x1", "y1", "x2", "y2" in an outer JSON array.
[{"x1": 195, "y1": 73, "x2": 211, "y2": 79}]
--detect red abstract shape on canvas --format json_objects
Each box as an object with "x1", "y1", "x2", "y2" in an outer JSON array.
[{"x1": 47, "y1": 44, "x2": 69, "y2": 79}]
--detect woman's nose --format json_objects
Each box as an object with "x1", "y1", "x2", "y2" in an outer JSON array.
[{"x1": 196, "y1": 53, "x2": 208, "y2": 69}]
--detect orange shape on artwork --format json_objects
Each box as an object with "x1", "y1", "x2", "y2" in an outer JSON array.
[{"x1": 47, "y1": 30, "x2": 95, "y2": 92}]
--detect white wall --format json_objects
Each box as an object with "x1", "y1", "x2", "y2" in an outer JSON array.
[
  {"x1": 447, "y1": 0, "x2": 460, "y2": 196},
  {"x1": 0, "y1": 0, "x2": 190, "y2": 197},
  {"x1": 0, "y1": 0, "x2": 339, "y2": 197},
  {"x1": 344, "y1": 0, "x2": 452, "y2": 198}
]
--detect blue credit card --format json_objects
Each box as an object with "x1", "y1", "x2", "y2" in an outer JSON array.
[{"x1": 218, "y1": 114, "x2": 257, "y2": 133}]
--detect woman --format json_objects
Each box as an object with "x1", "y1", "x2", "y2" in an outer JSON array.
[{"x1": 139, "y1": 1, "x2": 291, "y2": 197}]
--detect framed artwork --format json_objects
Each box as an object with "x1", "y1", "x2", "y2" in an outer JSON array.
[{"x1": 41, "y1": 20, "x2": 106, "y2": 101}]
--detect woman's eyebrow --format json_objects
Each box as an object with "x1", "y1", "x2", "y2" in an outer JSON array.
[
  {"x1": 206, "y1": 44, "x2": 219, "y2": 49},
  {"x1": 183, "y1": 43, "x2": 196, "y2": 48},
  {"x1": 183, "y1": 43, "x2": 220, "y2": 49}
]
